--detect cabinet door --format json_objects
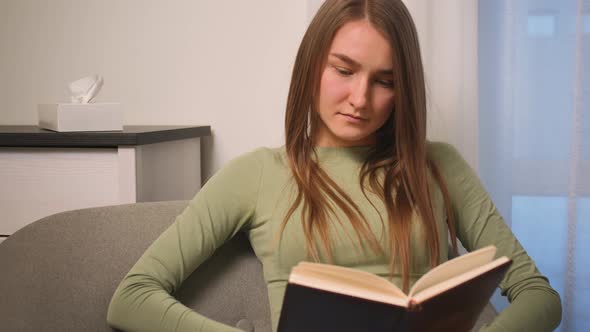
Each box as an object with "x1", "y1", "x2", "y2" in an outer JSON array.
[{"x1": 0, "y1": 147, "x2": 135, "y2": 235}]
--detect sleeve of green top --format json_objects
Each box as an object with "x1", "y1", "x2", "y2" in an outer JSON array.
[
  {"x1": 106, "y1": 150, "x2": 264, "y2": 332},
  {"x1": 428, "y1": 142, "x2": 562, "y2": 332}
]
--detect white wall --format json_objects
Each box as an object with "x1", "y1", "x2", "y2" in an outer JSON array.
[
  {"x1": 0, "y1": 0, "x2": 308, "y2": 181},
  {"x1": 0, "y1": 0, "x2": 476, "y2": 182}
]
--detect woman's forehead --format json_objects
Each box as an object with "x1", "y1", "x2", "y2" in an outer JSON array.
[{"x1": 327, "y1": 20, "x2": 394, "y2": 71}]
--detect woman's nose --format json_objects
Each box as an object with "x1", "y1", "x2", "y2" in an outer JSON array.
[{"x1": 348, "y1": 77, "x2": 369, "y2": 110}]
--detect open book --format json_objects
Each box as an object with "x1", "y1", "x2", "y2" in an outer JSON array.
[{"x1": 277, "y1": 245, "x2": 511, "y2": 332}]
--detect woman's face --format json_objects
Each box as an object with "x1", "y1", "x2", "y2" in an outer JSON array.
[{"x1": 315, "y1": 20, "x2": 395, "y2": 147}]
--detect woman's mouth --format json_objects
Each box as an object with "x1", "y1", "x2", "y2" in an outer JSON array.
[{"x1": 338, "y1": 113, "x2": 366, "y2": 123}]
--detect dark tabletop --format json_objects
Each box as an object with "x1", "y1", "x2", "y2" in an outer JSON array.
[{"x1": 0, "y1": 125, "x2": 211, "y2": 147}]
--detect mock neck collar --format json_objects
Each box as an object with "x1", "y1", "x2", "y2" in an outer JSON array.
[{"x1": 311, "y1": 145, "x2": 374, "y2": 164}]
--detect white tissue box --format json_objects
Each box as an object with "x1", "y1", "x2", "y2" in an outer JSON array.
[{"x1": 38, "y1": 103, "x2": 123, "y2": 132}]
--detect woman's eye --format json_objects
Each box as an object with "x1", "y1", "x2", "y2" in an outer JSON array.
[
  {"x1": 376, "y1": 79, "x2": 394, "y2": 88},
  {"x1": 334, "y1": 67, "x2": 352, "y2": 76}
]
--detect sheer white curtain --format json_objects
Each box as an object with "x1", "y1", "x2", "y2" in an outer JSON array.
[
  {"x1": 409, "y1": 0, "x2": 588, "y2": 331},
  {"x1": 478, "y1": 1, "x2": 588, "y2": 331},
  {"x1": 404, "y1": 0, "x2": 479, "y2": 168}
]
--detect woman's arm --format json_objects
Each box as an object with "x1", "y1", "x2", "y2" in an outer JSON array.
[
  {"x1": 107, "y1": 149, "x2": 265, "y2": 332},
  {"x1": 428, "y1": 142, "x2": 562, "y2": 332}
]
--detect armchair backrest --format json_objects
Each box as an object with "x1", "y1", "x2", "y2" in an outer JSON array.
[{"x1": 0, "y1": 200, "x2": 271, "y2": 332}]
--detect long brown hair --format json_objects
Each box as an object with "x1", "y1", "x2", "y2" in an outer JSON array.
[{"x1": 279, "y1": 0, "x2": 458, "y2": 292}]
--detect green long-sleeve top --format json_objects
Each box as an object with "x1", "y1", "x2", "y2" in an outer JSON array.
[{"x1": 107, "y1": 141, "x2": 562, "y2": 331}]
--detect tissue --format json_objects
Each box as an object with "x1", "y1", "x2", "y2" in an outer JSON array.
[{"x1": 69, "y1": 75, "x2": 104, "y2": 104}]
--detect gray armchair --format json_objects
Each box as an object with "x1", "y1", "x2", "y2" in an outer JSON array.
[{"x1": 0, "y1": 201, "x2": 497, "y2": 331}]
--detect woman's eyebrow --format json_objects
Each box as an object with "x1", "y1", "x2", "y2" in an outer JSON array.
[{"x1": 330, "y1": 53, "x2": 394, "y2": 75}]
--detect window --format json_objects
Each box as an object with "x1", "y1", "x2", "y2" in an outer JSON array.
[{"x1": 527, "y1": 12, "x2": 557, "y2": 37}]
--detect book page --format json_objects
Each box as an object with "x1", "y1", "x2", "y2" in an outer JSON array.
[
  {"x1": 290, "y1": 262, "x2": 408, "y2": 307},
  {"x1": 411, "y1": 257, "x2": 511, "y2": 303},
  {"x1": 408, "y1": 245, "x2": 497, "y2": 297}
]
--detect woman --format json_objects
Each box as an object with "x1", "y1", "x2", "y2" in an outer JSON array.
[{"x1": 107, "y1": 1, "x2": 562, "y2": 331}]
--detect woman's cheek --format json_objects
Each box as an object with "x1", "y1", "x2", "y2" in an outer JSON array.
[
  {"x1": 376, "y1": 92, "x2": 395, "y2": 112},
  {"x1": 321, "y1": 72, "x2": 349, "y2": 102}
]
